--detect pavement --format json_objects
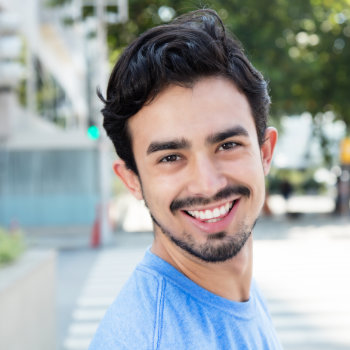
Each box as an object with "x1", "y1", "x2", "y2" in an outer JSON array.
[{"x1": 22, "y1": 194, "x2": 350, "y2": 350}]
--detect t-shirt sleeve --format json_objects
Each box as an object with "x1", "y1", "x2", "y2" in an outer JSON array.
[{"x1": 88, "y1": 269, "x2": 163, "y2": 350}]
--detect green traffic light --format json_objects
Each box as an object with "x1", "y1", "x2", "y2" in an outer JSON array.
[{"x1": 87, "y1": 125, "x2": 100, "y2": 140}]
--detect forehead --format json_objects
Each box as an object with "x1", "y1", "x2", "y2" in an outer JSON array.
[{"x1": 128, "y1": 76, "x2": 257, "y2": 146}]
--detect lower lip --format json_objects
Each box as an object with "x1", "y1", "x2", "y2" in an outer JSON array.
[{"x1": 180, "y1": 200, "x2": 240, "y2": 234}]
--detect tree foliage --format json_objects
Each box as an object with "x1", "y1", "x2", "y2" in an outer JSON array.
[{"x1": 107, "y1": 0, "x2": 350, "y2": 130}]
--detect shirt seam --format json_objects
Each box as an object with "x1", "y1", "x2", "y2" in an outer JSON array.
[
  {"x1": 153, "y1": 276, "x2": 165, "y2": 350},
  {"x1": 137, "y1": 265, "x2": 256, "y2": 320}
]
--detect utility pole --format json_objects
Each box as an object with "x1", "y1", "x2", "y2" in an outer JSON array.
[
  {"x1": 83, "y1": 0, "x2": 128, "y2": 246},
  {"x1": 95, "y1": 0, "x2": 112, "y2": 245}
]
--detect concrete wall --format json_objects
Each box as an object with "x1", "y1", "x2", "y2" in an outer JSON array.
[{"x1": 0, "y1": 250, "x2": 56, "y2": 350}]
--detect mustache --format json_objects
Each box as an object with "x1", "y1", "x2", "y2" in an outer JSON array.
[{"x1": 170, "y1": 185, "x2": 250, "y2": 212}]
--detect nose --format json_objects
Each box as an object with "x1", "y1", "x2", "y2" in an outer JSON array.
[{"x1": 187, "y1": 155, "x2": 228, "y2": 198}]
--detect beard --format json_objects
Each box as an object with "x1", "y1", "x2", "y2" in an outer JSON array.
[
  {"x1": 141, "y1": 184, "x2": 257, "y2": 263},
  {"x1": 150, "y1": 212, "x2": 254, "y2": 263}
]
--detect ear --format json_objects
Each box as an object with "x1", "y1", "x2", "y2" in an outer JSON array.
[
  {"x1": 260, "y1": 127, "x2": 278, "y2": 176},
  {"x1": 113, "y1": 160, "x2": 143, "y2": 200}
]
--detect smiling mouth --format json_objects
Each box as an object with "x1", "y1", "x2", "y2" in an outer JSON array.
[{"x1": 183, "y1": 200, "x2": 237, "y2": 223}]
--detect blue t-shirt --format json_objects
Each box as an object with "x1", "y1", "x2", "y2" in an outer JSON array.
[{"x1": 89, "y1": 249, "x2": 282, "y2": 350}]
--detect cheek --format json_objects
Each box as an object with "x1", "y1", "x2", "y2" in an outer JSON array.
[
  {"x1": 139, "y1": 170, "x2": 180, "y2": 210},
  {"x1": 229, "y1": 156, "x2": 266, "y2": 202},
  {"x1": 229, "y1": 155, "x2": 264, "y2": 182}
]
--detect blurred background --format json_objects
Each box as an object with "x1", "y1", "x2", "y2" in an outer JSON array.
[{"x1": 0, "y1": 0, "x2": 349, "y2": 350}]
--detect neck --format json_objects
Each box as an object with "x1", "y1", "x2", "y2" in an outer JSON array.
[{"x1": 151, "y1": 234, "x2": 253, "y2": 302}]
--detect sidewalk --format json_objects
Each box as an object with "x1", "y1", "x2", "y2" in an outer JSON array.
[
  {"x1": 54, "y1": 195, "x2": 350, "y2": 350},
  {"x1": 22, "y1": 193, "x2": 350, "y2": 350},
  {"x1": 57, "y1": 221, "x2": 350, "y2": 350}
]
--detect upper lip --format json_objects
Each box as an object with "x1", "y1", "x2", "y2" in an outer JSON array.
[{"x1": 180, "y1": 197, "x2": 240, "y2": 212}]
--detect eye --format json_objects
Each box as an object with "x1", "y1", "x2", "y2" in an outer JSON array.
[
  {"x1": 218, "y1": 141, "x2": 239, "y2": 151},
  {"x1": 159, "y1": 154, "x2": 181, "y2": 163}
]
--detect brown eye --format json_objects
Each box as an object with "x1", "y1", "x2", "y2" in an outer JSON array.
[
  {"x1": 219, "y1": 142, "x2": 238, "y2": 151},
  {"x1": 160, "y1": 154, "x2": 181, "y2": 163}
]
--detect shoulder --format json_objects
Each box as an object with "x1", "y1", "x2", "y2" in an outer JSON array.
[
  {"x1": 250, "y1": 279, "x2": 270, "y2": 315},
  {"x1": 89, "y1": 266, "x2": 165, "y2": 350}
]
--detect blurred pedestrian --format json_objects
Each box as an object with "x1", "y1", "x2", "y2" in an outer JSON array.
[
  {"x1": 280, "y1": 179, "x2": 293, "y2": 201},
  {"x1": 280, "y1": 178, "x2": 293, "y2": 215},
  {"x1": 89, "y1": 9, "x2": 281, "y2": 350}
]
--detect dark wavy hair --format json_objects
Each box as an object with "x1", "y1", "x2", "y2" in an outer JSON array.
[{"x1": 99, "y1": 9, "x2": 271, "y2": 174}]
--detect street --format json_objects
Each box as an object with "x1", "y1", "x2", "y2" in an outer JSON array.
[{"x1": 56, "y1": 207, "x2": 350, "y2": 350}]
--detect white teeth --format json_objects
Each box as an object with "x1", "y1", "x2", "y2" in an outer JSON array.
[
  {"x1": 207, "y1": 218, "x2": 221, "y2": 223},
  {"x1": 204, "y1": 210, "x2": 212, "y2": 219},
  {"x1": 213, "y1": 208, "x2": 220, "y2": 217},
  {"x1": 219, "y1": 206, "x2": 226, "y2": 215},
  {"x1": 187, "y1": 201, "x2": 235, "y2": 221}
]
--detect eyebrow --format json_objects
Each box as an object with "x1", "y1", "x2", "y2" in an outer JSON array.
[
  {"x1": 206, "y1": 126, "x2": 249, "y2": 145},
  {"x1": 146, "y1": 138, "x2": 191, "y2": 155}
]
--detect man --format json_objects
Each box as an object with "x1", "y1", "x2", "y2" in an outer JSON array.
[{"x1": 89, "y1": 9, "x2": 281, "y2": 350}]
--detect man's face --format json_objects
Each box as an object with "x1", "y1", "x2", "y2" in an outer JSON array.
[{"x1": 117, "y1": 76, "x2": 276, "y2": 263}]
